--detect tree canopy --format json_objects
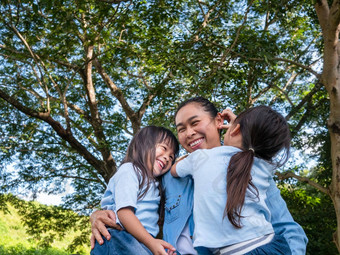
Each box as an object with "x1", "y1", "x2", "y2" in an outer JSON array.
[{"x1": 1, "y1": 0, "x2": 339, "y2": 252}]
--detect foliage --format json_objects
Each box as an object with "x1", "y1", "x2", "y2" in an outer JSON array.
[
  {"x1": 0, "y1": 0, "x2": 337, "y2": 251},
  {"x1": 0, "y1": 245, "x2": 69, "y2": 255},
  {"x1": 280, "y1": 185, "x2": 337, "y2": 255},
  {"x1": 0, "y1": 194, "x2": 90, "y2": 254}
]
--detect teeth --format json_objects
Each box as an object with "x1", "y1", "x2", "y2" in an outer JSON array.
[
  {"x1": 157, "y1": 160, "x2": 164, "y2": 169},
  {"x1": 190, "y1": 139, "x2": 203, "y2": 147}
]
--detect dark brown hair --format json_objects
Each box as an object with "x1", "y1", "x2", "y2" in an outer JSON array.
[
  {"x1": 122, "y1": 126, "x2": 179, "y2": 200},
  {"x1": 225, "y1": 106, "x2": 291, "y2": 228}
]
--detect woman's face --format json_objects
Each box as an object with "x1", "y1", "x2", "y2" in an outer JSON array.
[{"x1": 175, "y1": 103, "x2": 222, "y2": 153}]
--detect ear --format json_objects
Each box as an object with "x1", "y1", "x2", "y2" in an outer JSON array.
[
  {"x1": 216, "y1": 113, "x2": 224, "y2": 128},
  {"x1": 230, "y1": 124, "x2": 241, "y2": 136}
]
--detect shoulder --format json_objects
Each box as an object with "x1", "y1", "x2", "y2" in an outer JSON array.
[
  {"x1": 204, "y1": 146, "x2": 240, "y2": 156},
  {"x1": 115, "y1": 162, "x2": 139, "y2": 180},
  {"x1": 118, "y1": 162, "x2": 134, "y2": 171},
  {"x1": 218, "y1": 146, "x2": 241, "y2": 154},
  {"x1": 252, "y1": 158, "x2": 276, "y2": 179}
]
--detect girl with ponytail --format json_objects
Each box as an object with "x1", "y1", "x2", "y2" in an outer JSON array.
[{"x1": 171, "y1": 105, "x2": 292, "y2": 255}]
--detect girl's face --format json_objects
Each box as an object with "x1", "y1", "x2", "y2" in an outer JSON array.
[
  {"x1": 152, "y1": 142, "x2": 175, "y2": 177},
  {"x1": 175, "y1": 103, "x2": 222, "y2": 153}
]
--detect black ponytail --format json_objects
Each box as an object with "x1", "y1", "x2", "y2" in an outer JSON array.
[{"x1": 224, "y1": 106, "x2": 290, "y2": 228}]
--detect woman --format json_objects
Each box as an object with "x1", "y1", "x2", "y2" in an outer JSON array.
[{"x1": 90, "y1": 97, "x2": 308, "y2": 255}]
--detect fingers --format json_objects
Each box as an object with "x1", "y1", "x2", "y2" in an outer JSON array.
[
  {"x1": 91, "y1": 227, "x2": 105, "y2": 245},
  {"x1": 160, "y1": 240, "x2": 176, "y2": 252},
  {"x1": 114, "y1": 224, "x2": 123, "y2": 231},
  {"x1": 91, "y1": 211, "x2": 112, "y2": 242},
  {"x1": 100, "y1": 211, "x2": 116, "y2": 227},
  {"x1": 220, "y1": 108, "x2": 236, "y2": 123},
  {"x1": 106, "y1": 210, "x2": 117, "y2": 223},
  {"x1": 167, "y1": 249, "x2": 177, "y2": 255},
  {"x1": 219, "y1": 123, "x2": 231, "y2": 130},
  {"x1": 98, "y1": 223, "x2": 111, "y2": 241},
  {"x1": 100, "y1": 210, "x2": 122, "y2": 231},
  {"x1": 90, "y1": 234, "x2": 95, "y2": 250}
]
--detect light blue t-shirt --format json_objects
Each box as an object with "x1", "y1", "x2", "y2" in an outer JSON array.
[
  {"x1": 101, "y1": 162, "x2": 160, "y2": 237},
  {"x1": 176, "y1": 146, "x2": 274, "y2": 248}
]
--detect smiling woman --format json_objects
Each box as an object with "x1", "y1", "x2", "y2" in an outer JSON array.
[{"x1": 91, "y1": 97, "x2": 308, "y2": 255}]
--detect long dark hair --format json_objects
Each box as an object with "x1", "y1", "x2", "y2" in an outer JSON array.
[
  {"x1": 122, "y1": 126, "x2": 179, "y2": 200},
  {"x1": 225, "y1": 106, "x2": 291, "y2": 228}
]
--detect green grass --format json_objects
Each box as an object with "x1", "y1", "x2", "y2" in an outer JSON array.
[{"x1": 0, "y1": 201, "x2": 91, "y2": 255}]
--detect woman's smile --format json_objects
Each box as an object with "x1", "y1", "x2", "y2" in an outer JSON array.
[{"x1": 188, "y1": 138, "x2": 204, "y2": 150}]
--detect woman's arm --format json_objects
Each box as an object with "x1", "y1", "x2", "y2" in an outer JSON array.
[
  {"x1": 266, "y1": 178, "x2": 308, "y2": 254},
  {"x1": 117, "y1": 207, "x2": 176, "y2": 255}
]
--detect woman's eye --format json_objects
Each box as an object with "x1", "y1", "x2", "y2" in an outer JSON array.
[{"x1": 192, "y1": 121, "x2": 199, "y2": 126}]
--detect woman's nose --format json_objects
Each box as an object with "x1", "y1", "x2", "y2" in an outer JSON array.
[{"x1": 186, "y1": 126, "x2": 195, "y2": 137}]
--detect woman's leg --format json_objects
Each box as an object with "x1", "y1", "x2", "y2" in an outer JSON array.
[
  {"x1": 195, "y1": 246, "x2": 214, "y2": 255},
  {"x1": 91, "y1": 228, "x2": 153, "y2": 255}
]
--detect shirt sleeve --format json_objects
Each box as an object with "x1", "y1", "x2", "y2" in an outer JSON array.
[
  {"x1": 176, "y1": 153, "x2": 195, "y2": 178},
  {"x1": 100, "y1": 176, "x2": 116, "y2": 211},
  {"x1": 114, "y1": 163, "x2": 140, "y2": 212},
  {"x1": 266, "y1": 178, "x2": 308, "y2": 255}
]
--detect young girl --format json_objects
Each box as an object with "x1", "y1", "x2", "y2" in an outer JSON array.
[
  {"x1": 171, "y1": 106, "x2": 292, "y2": 255},
  {"x1": 91, "y1": 126, "x2": 179, "y2": 255}
]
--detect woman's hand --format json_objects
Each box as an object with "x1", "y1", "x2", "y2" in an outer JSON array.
[
  {"x1": 219, "y1": 108, "x2": 237, "y2": 130},
  {"x1": 90, "y1": 210, "x2": 122, "y2": 249},
  {"x1": 149, "y1": 239, "x2": 176, "y2": 255}
]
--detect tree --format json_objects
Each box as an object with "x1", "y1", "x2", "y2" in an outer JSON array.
[{"x1": 0, "y1": 0, "x2": 339, "y2": 252}]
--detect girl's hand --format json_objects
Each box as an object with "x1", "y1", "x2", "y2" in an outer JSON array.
[
  {"x1": 175, "y1": 154, "x2": 188, "y2": 162},
  {"x1": 149, "y1": 239, "x2": 176, "y2": 255},
  {"x1": 219, "y1": 108, "x2": 237, "y2": 130}
]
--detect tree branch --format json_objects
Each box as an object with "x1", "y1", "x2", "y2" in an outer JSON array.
[
  {"x1": 219, "y1": 0, "x2": 255, "y2": 65},
  {"x1": 194, "y1": 0, "x2": 222, "y2": 41},
  {"x1": 270, "y1": 72, "x2": 296, "y2": 106},
  {"x1": 202, "y1": 0, "x2": 254, "y2": 82},
  {"x1": 275, "y1": 171, "x2": 330, "y2": 196},
  {"x1": 96, "y1": 0, "x2": 131, "y2": 3},
  {"x1": 93, "y1": 57, "x2": 141, "y2": 133},
  {"x1": 231, "y1": 51, "x2": 321, "y2": 78},
  {"x1": 83, "y1": 46, "x2": 116, "y2": 181},
  {"x1": 330, "y1": 0, "x2": 340, "y2": 30},
  {"x1": 0, "y1": 88, "x2": 109, "y2": 181},
  {"x1": 286, "y1": 81, "x2": 323, "y2": 120}
]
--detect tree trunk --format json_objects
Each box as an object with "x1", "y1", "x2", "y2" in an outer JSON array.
[
  {"x1": 328, "y1": 53, "x2": 340, "y2": 251},
  {"x1": 315, "y1": 0, "x2": 340, "y2": 252},
  {"x1": 315, "y1": 0, "x2": 340, "y2": 251}
]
